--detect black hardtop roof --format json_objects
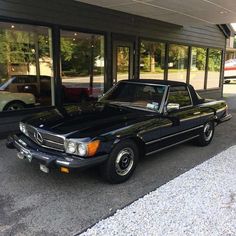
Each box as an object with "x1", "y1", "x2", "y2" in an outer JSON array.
[{"x1": 120, "y1": 79, "x2": 187, "y2": 86}]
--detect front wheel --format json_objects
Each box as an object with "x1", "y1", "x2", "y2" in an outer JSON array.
[
  {"x1": 100, "y1": 140, "x2": 139, "y2": 184},
  {"x1": 196, "y1": 121, "x2": 215, "y2": 146}
]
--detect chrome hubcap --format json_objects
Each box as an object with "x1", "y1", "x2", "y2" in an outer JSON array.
[
  {"x1": 7, "y1": 104, "x2": 23, "y2": 111},
  {"x1": 115, "y1": 148, "x2": 134, "y2": 176},
  {"x1": 204, "y1": 123, "x2": 213, "y2": 142}
]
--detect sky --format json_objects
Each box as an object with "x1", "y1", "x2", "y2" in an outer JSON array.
[{"x1": 231, "y1": 23, "x2": 236, "y2": 31}]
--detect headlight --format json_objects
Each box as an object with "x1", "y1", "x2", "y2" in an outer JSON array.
[
  {"x1": 77, "y1": 143, "x2": 87, "y2": 156},
  {"x1": 65, "y1": 139, "x2": 100, "y2": 157},
  {"x1": 67, "y1": 141, "x2": 77, "y2": 154}
]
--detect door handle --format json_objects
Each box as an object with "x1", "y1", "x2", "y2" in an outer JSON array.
[{"x1": 193, "y1": 111, "x2": 201, "y2": 115}]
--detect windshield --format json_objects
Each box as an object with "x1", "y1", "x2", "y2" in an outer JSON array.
[
  {"x1": 0, "y1": 77, "x2": 15, "y2": 91},
  {"x1": 100, "y1": 82, "x2": 167, "y2": 112}
]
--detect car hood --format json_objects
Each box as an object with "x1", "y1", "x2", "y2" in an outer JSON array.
[{"x1": 24, "y1": 102, "x2": 153, "y2": 138}]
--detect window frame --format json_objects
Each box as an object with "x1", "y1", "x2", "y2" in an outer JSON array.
[
  {"x1": 189, "y1": 46, "x2": 208, "y2": 91},
  {"x1": 139, "y1": 39, "x2": 166, "y2": 80},
  {"x1": 139, "y1": 37, "x2": 224, "y2": 93},
  {"x1": 206, "y1": 48, "x2": 223, "y2": 90},
  {"x1": 167, "y1": 44, "x2": 190, "y2": 84},
  {"x1": 166, "y1": 85, "x2": 193, "y2": 110},
  {"x1": 0, "y1": 20, "x2": 55, "y2": 114},
  {"x1": 59, "y1": 28, "x2": 106, "y2": 104}
]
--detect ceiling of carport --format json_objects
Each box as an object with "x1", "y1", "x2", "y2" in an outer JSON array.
[{"x1": 75, "y1": 0, "x2": 236, "y2": 25}]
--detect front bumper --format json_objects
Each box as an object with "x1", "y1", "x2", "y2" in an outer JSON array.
[
  {"x1": 6, "y1": 134, "x2": 108, "y2": 172},
  {"x1": 218, "y1": 114, "x2": 232, "y2": 124}
]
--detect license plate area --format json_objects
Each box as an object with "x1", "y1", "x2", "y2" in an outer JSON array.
[{"x1": 17, "y1": 147, "x2": 50, "y2": 174}]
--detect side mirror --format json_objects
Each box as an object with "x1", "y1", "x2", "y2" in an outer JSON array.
[{"x1": 166, "y1": 103, "x2": 180, "y2": 112}]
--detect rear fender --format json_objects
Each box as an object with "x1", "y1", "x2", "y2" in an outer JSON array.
[{"x1": 200, "y1": 106, "x2": 217, "y2": 124}]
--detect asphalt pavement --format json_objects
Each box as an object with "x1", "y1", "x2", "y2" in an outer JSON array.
[{"x1": 0, "y1": 94, "x2": 236, "y2": 236}]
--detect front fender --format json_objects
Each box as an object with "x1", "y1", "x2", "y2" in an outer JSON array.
[{"x1": 109, "y1": 133, "x2": 145, "y2": 155}]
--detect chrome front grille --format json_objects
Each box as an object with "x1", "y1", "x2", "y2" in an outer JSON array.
[{"x1": 26, "y1": 125, "x2": 65, "y2": 152}]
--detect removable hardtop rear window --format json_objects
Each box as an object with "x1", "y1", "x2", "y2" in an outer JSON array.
[{"x1": 168, "y1": 85, "x2": 192, "y2": 108}]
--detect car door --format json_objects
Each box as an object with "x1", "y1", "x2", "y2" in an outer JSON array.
[{"x1": 158, "y1": 85, "x2": 203, "y2": 147}]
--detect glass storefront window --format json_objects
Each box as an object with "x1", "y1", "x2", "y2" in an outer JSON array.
[
  {"x1": 117, "y1": 46, "x2": 130, "y2": 81},
  {"x1": 207, "y1": 49, "x2": 222, "y2": 89},
  {"x1": 168, "y1": 44, "x2": 188, "y2": 82},
  {"x1": 60, "y1": 30, "x2": 104, "y2": 104},
  {"x1": 140, "y1": 41, "x2": 165, "y2": 79},
  {"x1": 0, "y1": 22, "x2": 53, "y2": 112},
  {"x1": 189, "y1": 47, "x2": 207, "y2": 90}
]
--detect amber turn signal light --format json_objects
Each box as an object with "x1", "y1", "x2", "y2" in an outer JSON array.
[
  {"x1": 87, "y1": 140, "x2": 100, "y2": 157},
  {"x1": 60, "y1": 167, "x2": 70, "y2": 174}
]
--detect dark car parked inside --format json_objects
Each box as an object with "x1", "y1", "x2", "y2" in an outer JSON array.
[{"x1": 7, "y1": 79, "x2": 232, "y2": 183}]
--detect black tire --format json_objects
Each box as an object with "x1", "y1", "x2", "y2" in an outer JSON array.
[
  {"x1": 196, "y1": 121, "x2": 215, "y2": 146},
  {"x1": 3, "y1": 101, "x2": 25, "y2": 111},
  {"x1": 100, "y1": 140, "x2": 139, "y2": 184}
]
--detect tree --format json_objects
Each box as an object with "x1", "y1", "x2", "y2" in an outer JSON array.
[
  {"x1": 60, "y1": 35, "x2": 104, "y2": 76},
  {"x1": 140, "y1": 41, "x2": 164, "y2": 72},
  {"x1": 208, "y1": 49, "x2": 221, "y2": 71}
]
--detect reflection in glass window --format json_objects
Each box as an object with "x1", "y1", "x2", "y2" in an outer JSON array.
[
  {"x1": 168, "y1": 86, "x2": 191, "y2": 108},
  {"x1": 101, "y1": 82, "x2": 166, "y2": 112},
  {"x1": 116, "y1": 46, "x2": 130, "y2": 82},
  {"x1": 140, "y1": 41, "x2": 165, "y2": 79},
  {"x1": 168, "y1": 44, "x2": 188, "y2": 83},
  {"x1": 207, "y1": 49, "x2": 222, "y2": 89},
  {"x1": 0, "y1": 22, "x2": 53, "y2": 112},
  {"x1": 189, "y1": 47, "x2": 206, "y2": 90},
  {"x1": 60, "y1": 30, "x2": 104, "y2": 104}
]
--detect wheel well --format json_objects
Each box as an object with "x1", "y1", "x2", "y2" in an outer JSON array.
[
  {"x1": 3, "y1": 100, "x2": 26, "y2": 110},
  {"x1": 130, "y1": 137, "x2": 146, "y2": 158},
  {"x1": 208, "y1": 116, "x2": 217, "y2": 126},
  {"x1": 112, "y1": 136, "x2": 146, "y2": 158}
]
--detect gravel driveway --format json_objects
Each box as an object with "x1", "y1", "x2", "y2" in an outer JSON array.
[{"x1": 82, "y1": 146, "x2": 236, "y2": 236}]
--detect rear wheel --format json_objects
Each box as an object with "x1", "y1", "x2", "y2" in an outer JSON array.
[
  {"x1": 196, "y1": 121, "x2": 215, "y2": 146},
  {"x1": 3, "y1": 101, "x2": 25, "y2": 111},
  {"x1": 100, "y1": 140, "x2": 139, "y2": 184}
]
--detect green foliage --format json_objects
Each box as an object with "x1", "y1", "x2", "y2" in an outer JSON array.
[
  {"x1": 0, "y1": 29, "x2": 52, "y2": 80},
  {"x1": 169, "y1": 44, "x2": 188, "y2": 69},
  {"x1": 234, "y1": 37, "x2": 236, "y2": 48},
  {"x1": 38, "y1": 35, "x2": 50, "y2": 58},
  {"x1": 140, "y1": 41, "x2": 165, "y2": 72},
  {"x1": 61, "y1": 38, "x2": 74, "y2": 62},
  {"x1": 117, "y1": 46, "x2": 129, "y2": 73},
  {"x1": 191, "y1": 47, "x2": 206, "y2": 71},
  {"x1": 208, "y1": 49, "x2": 221, "y2": 72},
  {"x1": 60, "y1": 35, "x2": 104, "y2": 76}
]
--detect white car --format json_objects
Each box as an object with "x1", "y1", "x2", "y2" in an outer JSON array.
[
  {"x1": 224, "y1": 59, "x2": 236, "y2": 83},
  {"x1": 0, "y1": 91, "x2": 36, "y2": 111}
]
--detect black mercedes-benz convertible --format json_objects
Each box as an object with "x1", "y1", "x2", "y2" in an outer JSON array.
[{"x1": 7, "y1": 80, "x2": 232, "y2": 183}]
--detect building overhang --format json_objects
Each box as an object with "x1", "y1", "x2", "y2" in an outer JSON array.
[{"x1": 76, "y1": 0, "x2": 236, "y2": 26}]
